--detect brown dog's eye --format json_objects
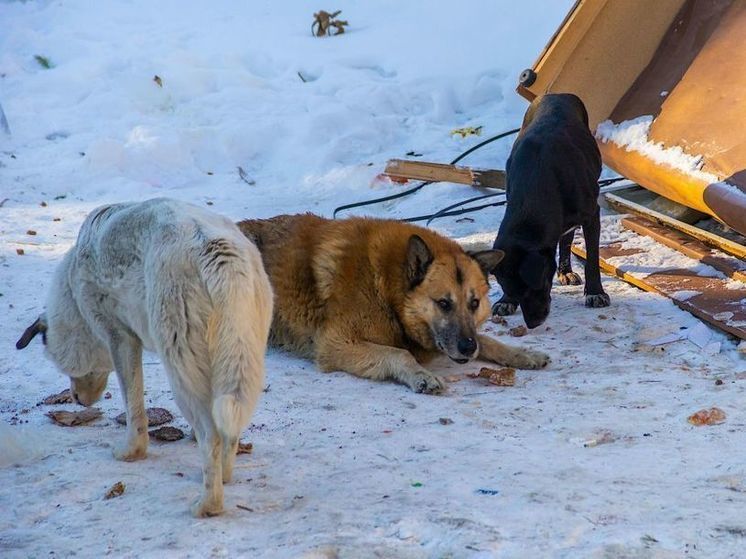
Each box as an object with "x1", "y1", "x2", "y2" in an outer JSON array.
[
  {"x1": 469, "y1": 298, "x2": 480, "y2": 311},
  {"x1": 437, "y1": 298, "x2": 452, "y2": 312}
]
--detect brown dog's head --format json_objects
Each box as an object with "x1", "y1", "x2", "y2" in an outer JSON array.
[{"x1": 399, "y1": 234, "x2": 503, "y2": 363}]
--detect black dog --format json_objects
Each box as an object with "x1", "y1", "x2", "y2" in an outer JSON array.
[{"x1": 491, "y1": 93, "x2": 609, "y2": 329}]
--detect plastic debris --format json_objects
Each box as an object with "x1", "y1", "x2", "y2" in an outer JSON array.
[{"x1": 688, "y1": 407, "x2": 726, "y2": 426}]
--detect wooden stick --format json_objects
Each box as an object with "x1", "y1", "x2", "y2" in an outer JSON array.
[{"x1": 384, "y1": 159, "x2": 506, "y2": 189}]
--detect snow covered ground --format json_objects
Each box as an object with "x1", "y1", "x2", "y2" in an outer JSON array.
[{"x1": 2, "y1": 1, "x2": 746, "y2": 557}]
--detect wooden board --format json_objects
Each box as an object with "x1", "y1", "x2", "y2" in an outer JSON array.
[
  {"x1": 621, "y1": 216, "x2": 746, "y2": 283},
  {"x1": 571, "y1": 243, "x2": 746, "y2": 340},
  {"x1": 605, "y1": 192, "x2": 746, "y2": 260},
  {"x1": 383, "y1": 159, "x2": 506, "y2": 189}
]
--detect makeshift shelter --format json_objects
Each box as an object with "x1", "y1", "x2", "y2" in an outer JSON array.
[{"x1": 517, "y1": 0, "x2": 746, "y2": 236}]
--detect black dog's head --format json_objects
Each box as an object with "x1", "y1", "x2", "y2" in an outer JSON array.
[
  {"x1": 523, "y1": 93, "x2": 589, "y2": 130},
  {"x1": 491, "y1": 246, "x2": 556, "y2": 329}
]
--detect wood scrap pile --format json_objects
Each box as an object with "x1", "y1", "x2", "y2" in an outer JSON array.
[{"x1": 312, "y1": 10, "x2": 348, "y2": 36}]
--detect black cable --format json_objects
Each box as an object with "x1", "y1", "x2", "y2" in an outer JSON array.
[
  {"x1": 332, "y1": 181, "x2": 430, "y2": 218},
  {"x1": 411, "y1": 176, "x2": 627, "y2": 224},
  {"x1": 597, "y1": 176, "x2": 626, "y2": 187},
  {"x1": 425, "y1": 192, "x2": 504, "y2": 225},
  {"x1": 332, "y1": 127, "x2": 520, "y2": 218},
  {"x1": 402, "y1": 199, "x2": 508, "y2": 223},
  {"x1": 449, "y1": 128, "x2": 520, "y2": 165}
]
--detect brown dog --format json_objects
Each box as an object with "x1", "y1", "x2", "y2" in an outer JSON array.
[{"x1": 237, "y1": 214, "x2": 550, "y2": 393}]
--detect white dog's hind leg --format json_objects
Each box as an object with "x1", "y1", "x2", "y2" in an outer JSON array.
[
  {"x1": 110, "y1": 334, "x2": 148, "y2": 461},
  {"x1": 221, "y1": 436, "x2": 239, "y2": 484},
  {"x1": 212, "y1": 394, "x2": 244, "y2": 484},
  {"x1": 191, "y1": 423, "x2": 224, "y2": 518}
]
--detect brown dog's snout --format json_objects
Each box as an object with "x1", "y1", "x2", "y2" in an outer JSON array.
[{"x1": 457, "y1": 337, "x2": 477, "y2": 357}]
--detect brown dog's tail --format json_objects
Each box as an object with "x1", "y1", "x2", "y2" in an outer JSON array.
[{"x1": 234, "y1": 218, "x2": 266, "y2": 251}]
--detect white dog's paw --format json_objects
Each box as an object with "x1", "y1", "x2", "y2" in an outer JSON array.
[
  {"x1": 113, "y1": 443, "x2": 147, "y2": 462},
  {"x1": 510, "y1": 348, "x2": 550, "y2": 370},
  {"x1": 405, "y1": 371, "x2": 445, "y2": 394},
  {"x1": 191, "y1": 496, "x2": 224, "y2": 518}
]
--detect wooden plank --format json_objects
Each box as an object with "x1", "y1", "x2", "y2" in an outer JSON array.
[
  {"x1": 621, "y1": 216, "x2": 746, "y2": 283},
  {"x1": 383, "y1": 159, "x2": 506, "y2": 189},
  {"x1": 572, "y1": 243, "x2": 746, "y2": 341},
  {"x1": 606, "y1": 192, "x2": 746, "y2": 260}
]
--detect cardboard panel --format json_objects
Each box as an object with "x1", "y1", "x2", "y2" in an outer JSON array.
[
  {"x1": 519, "y1": 0, "x2": 746, "y2": 236},
  {"x1": 521, "y1": 0, "x2": 684, "y2": 128}
]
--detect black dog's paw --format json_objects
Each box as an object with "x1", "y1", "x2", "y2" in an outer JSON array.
[
  {"x1": 558, "y1": 271, "x2": 583, "y2": 286},
  {"x1": 585, "y1": 293, "x2": 610, "y2": 308},
  {"x1": 492, "y1": 301, "x2": 518, "y2": 316}
]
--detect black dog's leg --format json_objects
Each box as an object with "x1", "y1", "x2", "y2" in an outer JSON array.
[
  {"x1": 557, "y1": 229, "x2": 582, "y2": 285},
  {"x1": 492, "y1": 295, "x2": 519, "y2": 316},
  {"x1": 582, "y1": 208, "x2": 610, "y2": 308}
]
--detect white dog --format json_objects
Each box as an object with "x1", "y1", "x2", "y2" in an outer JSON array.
[{"x1": 16, "y1": 198, "x2": 273, "y2": 517}]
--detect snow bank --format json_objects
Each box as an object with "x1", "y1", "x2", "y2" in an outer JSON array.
[{"x1": 0, "y1": 0, "x2": 572, "y2": 238}]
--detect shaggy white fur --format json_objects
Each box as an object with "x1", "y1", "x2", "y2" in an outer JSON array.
[{"x1": 17, "y1": 198, "x2": 273, "y2": 517}]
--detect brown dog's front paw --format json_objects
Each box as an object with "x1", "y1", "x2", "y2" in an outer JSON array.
[
  {"x1": 406, "y1": 371, "x2": 445, "y2": 394},
  {"x1": 512, "y1": 349, "x2": 550, "y2": 370},
  {"x1": 558, "y1": 271, "x2": 583, "y2": 286},
  {"x1": 585, "y1": 293, "x2": 610, "y2": 308}
]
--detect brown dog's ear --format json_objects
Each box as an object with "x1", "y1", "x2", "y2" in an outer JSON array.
[
  {"x1": 16, "y1": 315, "x2": 47, "y2": 350},
  {"x1": 469, "y1": 249, "x2": 504, "y2": 277},
  {"x1": 406, "y1": 234, "x2": 433, "y2": 288}
]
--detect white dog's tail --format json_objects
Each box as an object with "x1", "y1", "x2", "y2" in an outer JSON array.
[{"x1": 198, "y1": 237, "x2": 273, "y2": 442}]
